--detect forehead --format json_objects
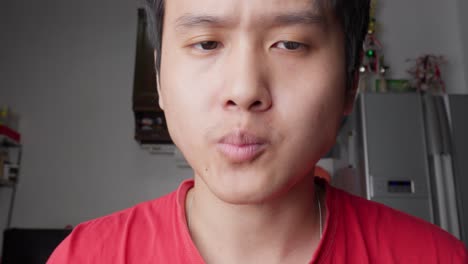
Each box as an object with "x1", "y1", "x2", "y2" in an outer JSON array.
[{"x1": 164, "y1": 0, "x2": 329, "y2": 28}]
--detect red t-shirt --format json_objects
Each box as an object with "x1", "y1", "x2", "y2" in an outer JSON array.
[{"x1": 48, "y1": 179, "x2": 467, "y2": 263}]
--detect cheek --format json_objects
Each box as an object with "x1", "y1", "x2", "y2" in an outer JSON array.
[
  {"x1": 160, "y1": 47, "x2": 221, "y2": 110},
  {"x1": 273, "y1": 60, "x2": 345, "y2": 123},
  {"x1": 159, "y1": 55, "x2": 219, "y2": 152},
  {"x1": 271, "y1": 54, "x2": 345, "y2": 153}
]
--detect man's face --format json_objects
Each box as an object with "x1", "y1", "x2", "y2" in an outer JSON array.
[{"x1": 158, "y1": 0, "x2": 346, "y2": 204}]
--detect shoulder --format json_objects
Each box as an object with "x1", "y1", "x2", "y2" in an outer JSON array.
[
  {"x1": 328, "y1": 186, "x2": 467, "y2": 263},
  {"x1": 47, "y1": 190, "x2": 178, "y2": 263},
  {"x1": 77, "y1": 189, "x2": 177, "y2": 237}
]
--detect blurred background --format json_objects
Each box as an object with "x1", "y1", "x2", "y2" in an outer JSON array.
[{"x1": 0, "y1": 0, "x2": 467, "y2": 261}]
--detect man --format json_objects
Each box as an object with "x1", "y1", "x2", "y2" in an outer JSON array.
[{"x1": 48, "y1": 0, "x2": 467, "y2": 263}]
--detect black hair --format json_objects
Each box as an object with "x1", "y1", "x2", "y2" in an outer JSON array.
[{"x1": 143, "y1": 0, "x2": 370, "y2": 91}]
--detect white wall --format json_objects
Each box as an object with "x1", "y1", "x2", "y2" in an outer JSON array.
[
  {"x1": 378, "y1": 0, "x2": 467, "y2": 94},
  {"x1": 458, "y1": 0, "x2": 468, "y2": 84},
  {"x1": 0, "y1": 0, "x2": 193, "y2": 236},
  {"x1": 0, "y1": 0, "x2": 467, "y2": 249}
]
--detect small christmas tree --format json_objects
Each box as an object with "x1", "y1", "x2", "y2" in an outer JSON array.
[{"x1": 359, "y1": 0, "x2": 389, "y2": 93}]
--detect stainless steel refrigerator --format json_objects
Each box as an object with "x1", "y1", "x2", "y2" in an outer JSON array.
[{"x1": 332, "y1": 93, "x2": 468, "y2": 243}]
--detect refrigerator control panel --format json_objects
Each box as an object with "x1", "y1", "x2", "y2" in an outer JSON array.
[
  {"x1": 370, "y1": 176, "x2": 426, "y2": 198},
  {"x1": 387, "y1": 180, "x2": 414, "y2": 194}
]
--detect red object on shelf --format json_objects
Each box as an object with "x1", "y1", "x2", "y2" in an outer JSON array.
[{"x1": 0, "y1": 125, "x2": 21, "y2": 143}]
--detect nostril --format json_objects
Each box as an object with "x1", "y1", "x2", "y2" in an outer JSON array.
[
  {"x1": 251, "y1": 101, "x2": 262, "y2": 108},
  {"x1": 225, "y1": 99, "x2": 270, "y2": 111}
]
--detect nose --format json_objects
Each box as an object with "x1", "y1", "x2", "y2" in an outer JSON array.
[{"x1": 222, "y1": 45, "x2": 272, "y2": 112}]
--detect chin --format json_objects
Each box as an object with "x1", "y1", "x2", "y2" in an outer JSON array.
[{"x1": 202, "y1": 167, "x2": 302, "y2": 205}]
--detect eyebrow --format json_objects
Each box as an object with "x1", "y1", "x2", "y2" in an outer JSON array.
[
  {"x1": 272, "y1": 11, "x2": 326, "y2": 27},
  {"x1": 174, "y1": 10, "x2": 326, "y2": 31},
  {"x1": 175, "y1": 14, "x2": 229, "y2": 30}
]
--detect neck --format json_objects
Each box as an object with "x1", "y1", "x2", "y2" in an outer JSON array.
[{"x1": 186, "y1": 175, "x2": 323, "y2": 264}]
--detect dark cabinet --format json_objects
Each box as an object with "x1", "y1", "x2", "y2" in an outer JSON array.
[{"x1": 133, "y1": 9, "x2": 172, "y2": 144}]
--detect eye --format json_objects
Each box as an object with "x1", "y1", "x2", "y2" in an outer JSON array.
[
  {"x1": 274, "y1": 41, "x2": 307, "y2": 51},
  {"x1": 193, "y1": 41, "x2": 221, "y2": 51}
]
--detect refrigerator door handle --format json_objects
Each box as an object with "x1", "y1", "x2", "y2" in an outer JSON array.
[
  {"x1": 431, "y1": 154, "x2": 450, "y2": 232},
  {"x1": 435, "y1": 97, "x2": 452, "y2": 155},
  {"x1": 441, "y1": 154, "x2": 461, "y2": 239},
  {"x1": 422, "y1": 95, "x2": 442, "y2": 155}
]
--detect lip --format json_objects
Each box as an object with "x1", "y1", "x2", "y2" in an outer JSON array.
[{"x1": 217, "y1": 131, "x2": 268, "y2": 163}]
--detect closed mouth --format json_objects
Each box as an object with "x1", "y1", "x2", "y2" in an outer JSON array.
[{"x1": 217, "y1": 131, "x2": 268, "y2": 163}]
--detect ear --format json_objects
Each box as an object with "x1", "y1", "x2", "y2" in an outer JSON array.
[
  {"x1": 343, "y1": 71, "x2": 360, "y2": 115},
  {"x1": 154, "y1": 50, "x2": 164, "y2": 110}
]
